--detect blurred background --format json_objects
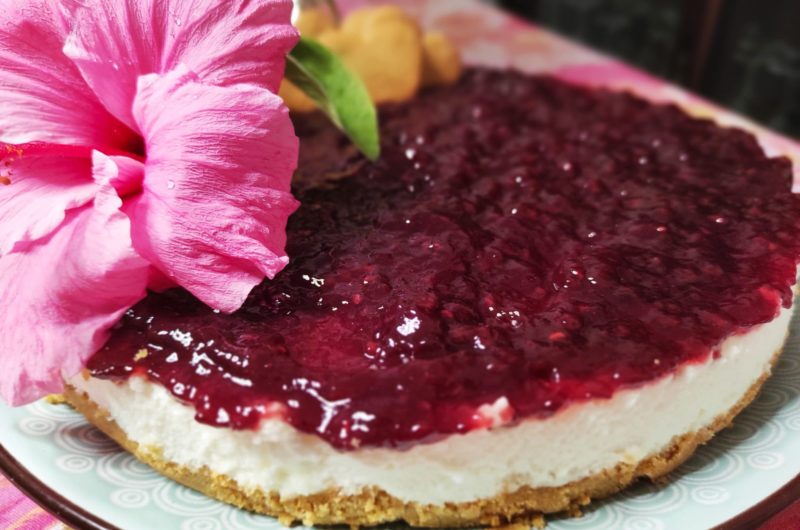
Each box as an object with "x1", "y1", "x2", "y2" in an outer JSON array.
[{"x1": 498, "y1": 0, "x2": 800, "y2": 139}]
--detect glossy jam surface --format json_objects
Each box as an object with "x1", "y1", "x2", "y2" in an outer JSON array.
[{"x1": 88, "y1": 69, "x2": 800, "y2": 449}]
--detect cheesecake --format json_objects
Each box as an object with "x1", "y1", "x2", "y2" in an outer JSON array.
[{"x1": 66, "y1": 68, "x2": 800, "y2": 527}]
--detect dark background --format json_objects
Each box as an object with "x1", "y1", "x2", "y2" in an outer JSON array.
[{"x1": 498, "y1": 0, "x2": 800, "y2": 139}]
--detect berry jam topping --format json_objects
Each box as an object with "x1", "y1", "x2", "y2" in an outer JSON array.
[{"x1": 88, "y1": 69, "x2": 800, "y2": 449}]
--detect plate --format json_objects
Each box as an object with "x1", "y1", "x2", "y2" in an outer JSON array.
[{"x1": 2, "y1": 311, "x2": 800, "y2": 530}]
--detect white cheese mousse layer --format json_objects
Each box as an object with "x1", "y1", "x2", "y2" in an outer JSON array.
[{"x1": 70, "y1": 306, "x2": 793, "y2": 505}]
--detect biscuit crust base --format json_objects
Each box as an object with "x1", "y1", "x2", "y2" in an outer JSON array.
[{"x1": 63, "y1": 348, "x2": 781, "y2": 529}]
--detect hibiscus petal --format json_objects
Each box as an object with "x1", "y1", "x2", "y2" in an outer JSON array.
[
  {"x1": 91, "y1": 150, "x2": 145, "y2": 198},
  {"x1": 167, "y1": 0, "x2": 297, "y2": 91},
  {"x1": 0, "y1": 143, "x2": 97, "y2": 254},
  {"x1": 0, "y1": 0, "x2": 134, "y2": 148},
  {"x1": 63, "y1": 0, "x2": 297, "y2": 130},
  {"x1": 0, "y1": 173, "x2": 149, "y2": 405},
  {"x1": 129, "y1": 67, "x2": 299, "y2": 312}
]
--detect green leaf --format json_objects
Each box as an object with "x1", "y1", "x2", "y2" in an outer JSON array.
[{"x1": 286, "y1": 36, "x2": 380, "y2": 161}]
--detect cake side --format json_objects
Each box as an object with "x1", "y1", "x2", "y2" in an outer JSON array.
[{"x1": 64, "y1": 305, "x2": 793, "y2": 527}]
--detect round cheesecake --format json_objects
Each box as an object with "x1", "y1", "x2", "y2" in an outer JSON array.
[{"x1": 66, "y1": 69, "x2": 800, "y2": 527}]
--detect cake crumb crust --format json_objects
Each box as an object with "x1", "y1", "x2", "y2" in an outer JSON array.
[
  {"x1": 44, "y1": 394, "x2": 67, "y2": 405},
  {"x1": 63, "y1": 348, "x2": 780, "y2": 528}
]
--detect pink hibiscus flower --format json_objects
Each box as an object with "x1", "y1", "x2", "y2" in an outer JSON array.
[{"x1": 0, "y1": 0, "x2": 300, "y2": 405}]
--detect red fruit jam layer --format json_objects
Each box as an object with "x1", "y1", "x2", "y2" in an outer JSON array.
[{"x1": 88, "y1": 69, "x2": 800, "y2": 449}]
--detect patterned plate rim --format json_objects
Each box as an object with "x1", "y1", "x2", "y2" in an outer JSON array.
[
  {"x1": 0, "y1": 443, "x2": 121, "y2": 530},
  {"x1": 1, "y1": 438, "x2": 798, "y2": 530}
]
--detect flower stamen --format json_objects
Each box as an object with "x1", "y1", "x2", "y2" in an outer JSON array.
[{"x1": 1, "y1": 145, "x2": 23, "y2": 185}]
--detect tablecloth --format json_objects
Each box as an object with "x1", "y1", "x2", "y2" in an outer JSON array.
[{"x1": 0, "y1": 475, "x2": 69, "y2": 530}]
